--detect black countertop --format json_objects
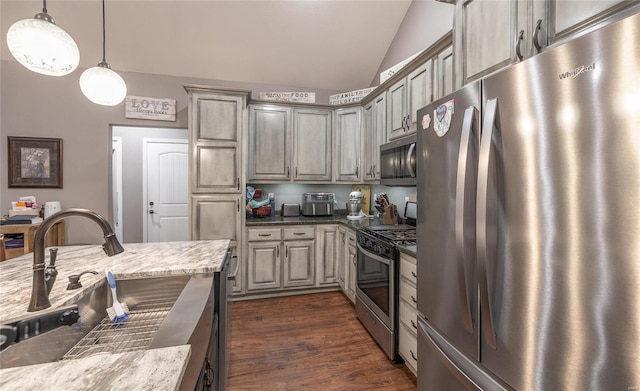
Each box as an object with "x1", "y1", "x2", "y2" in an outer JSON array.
[
  {"x1": 246, "y1": 211, "x2": 417, "y2": 257},
  {"x1": 246, "y1": 210, "x2": 384, "y2": 230}
]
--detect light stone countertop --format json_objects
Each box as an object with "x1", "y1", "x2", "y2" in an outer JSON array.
[
  {"x1": 0, "y1": 240, "x2": 230, "y2": 323},
  {"x1": 0, "y1": 240, "x2": 229, "y2": 390},
  {"x1": 0, "y1": 345, "x2": 191, "y2": 391}
]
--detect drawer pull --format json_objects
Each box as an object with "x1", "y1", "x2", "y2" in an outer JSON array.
[
  {"x1": 258, "y1": 233, "x2": 272, "y2": 237},
  {"x1": 411, "y1": 319, "x2": 417, "y2": 329},
  {"x1": 411, "y1": 295, "x2": 417, "y2": 304},
  {"x1": 293, "y1": 232, "x2": 306, "y2": 236},
  {"x1": 411, "y1": 271, "x2": 417, "y2": 278},
  {"x1": 410, "y1": 349, "x2": 417, "y2": 361}
]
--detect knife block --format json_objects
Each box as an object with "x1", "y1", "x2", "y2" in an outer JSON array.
[{"x1": 383, "y1": 205, "x2": 398, "y2": 225}]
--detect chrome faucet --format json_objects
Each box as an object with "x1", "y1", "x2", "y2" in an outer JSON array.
[{"x1": 28, "y1": 208, "x2": 124, "y2": 312}]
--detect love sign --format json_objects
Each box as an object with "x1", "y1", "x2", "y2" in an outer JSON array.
[{"x1": 125, "y1": 96, "x2": 176, "y2": 121}]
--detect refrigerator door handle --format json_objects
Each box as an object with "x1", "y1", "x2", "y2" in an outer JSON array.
[
  {"x1": 407, "y1": 143, "x2": 416, "y2": 178},
  {"x1": 477, "y1": 98, "x2": 500, "y2": 349},
  {"x1": 455, "y1": 106, "x2": 479, "y2": 334},
  {"x1": 418, "y1": 318, "x2": 512, "y2": 391}
]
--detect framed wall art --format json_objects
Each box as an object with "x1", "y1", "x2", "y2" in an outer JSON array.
[{"x1": 8, "y1": 137, "x2": 63, "y2": 188}]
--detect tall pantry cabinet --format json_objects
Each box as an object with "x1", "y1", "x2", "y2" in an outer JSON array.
[{"x1": 184, "y1": 85, "x2": 251, "y2": 294}]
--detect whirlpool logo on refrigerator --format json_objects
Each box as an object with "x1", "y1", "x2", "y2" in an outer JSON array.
[{"x1": 558, "y1": 63, "x2": 596, "y2": 80}]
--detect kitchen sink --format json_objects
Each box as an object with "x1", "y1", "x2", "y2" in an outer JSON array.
[{"x1": 0, "y1": 273, "x2": 214, "y2": 369}]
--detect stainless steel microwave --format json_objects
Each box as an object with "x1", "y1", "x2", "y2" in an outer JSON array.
[{"x1": 379, "y1": 135, "x2": 417, "y2": 186}]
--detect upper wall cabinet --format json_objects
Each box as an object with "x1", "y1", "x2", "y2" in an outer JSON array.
[
  {"x1": 334, "y1": 107, "x2": 362, "y2": 182},
  {"x1": 363, "y1": 92, "x2": 387, "y2": 181},
  {"x1": 549, "y1": 0, "x2": 631, "y2": 44},
  {"x1": 187, "y1": 88, "x2": 246, "y2": 194},
  {"x1": 293, "y1": 108, "x2": 333, "y2": 182},
  {"x1": 248, "y1": 104, "x2": 333, "y2": 183},
  {"x1": 248, "y1": 104, "x2": 291, "y2": 181},
  {"x1": 454, "y1": 0, "x2": 529, "y2": 87},
  {"x1": 454, "y1": 0, "x2": 635, "y2": 89},
  {"x1": 388, "y1": 61, "x2": 432, "y2": 141},
  {"x1": 433, "y1": 45, "x2": 454, "y2": 100}
]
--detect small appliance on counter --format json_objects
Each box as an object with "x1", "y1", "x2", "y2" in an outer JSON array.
[
  {"x1": 281, "y1": 203, "x2": 300, "y2": 217},
  {"x1": 347, "y1": 191, "x2": 368, "y2": 220},
  {"x1": 301, "y1": 193, "x2": 335, "y2": 216}
]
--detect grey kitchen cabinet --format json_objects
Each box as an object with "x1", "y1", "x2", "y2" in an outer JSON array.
[
  {"x1": 292, "y1": 108, "x2": 333, "y2": 182},
  {"x1": 248, "y1": 104, "x2": 291, "y2": 181},
  {"x1": 282, "y1": 226, "x2": 316, "y2": 288},
  {"x1": 246, "y1": 226, "x2": 316, "y2": 292},
  {"x1": 334, "y1": 107, "x2": 362, "y2": 182},
  {"x1": 246, "y1": 227, "x2": 282, "y2": 291},
  {"x1": 185, "y1": 87, "x2": 247, "y2": 194},
  {"x1": 434, "y1": 45, "x2": 454, "y2": 100},
  {"x1": 247, "y1": 241, "x2": 281, "y2": 291},
  {"x1": 363, "y1": 92, "x2": 387, "y2": 182},
  {"x1": 191, "y1": 195, "x2": 243, "y2": 293},
  {"x1": 549, "y1": 0, "x2": 631, "y2": 44},
  {"x1": 316, "y1": 225, "x2": 339, "y2": 285},
  {"x1": 454, "y1": 0, "x2": 529, "y2": 86},
  {"x1": 185, "y1": 86, "x2": 249, "y2": 295},
  {"x1": 454, "y1": 0, "x2": 635, "y2": 89},
  {"x1": 398, "y1": 252, "x2": 418, "y2": 375},
  {"x1": 388, "y1": 61, "x2": 432, "y2": 140},
  {"x1": 283, "y1": 239, "x2": 315, "y2": 288},
  {"x1": 345, "y1": 229, "x2": 357, "y2": 303},
  {"x1": 336, "y1": 225, "x2": 356, "y2": 302},
  {"x1": 337, "y1": 226, "x2": 346, "y2": 290},
  {"x1": 248, "y1": 105, "x2": 333, "y2": 183}
]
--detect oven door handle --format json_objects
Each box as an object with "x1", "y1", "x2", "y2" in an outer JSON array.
[{"x1": 357, "y1": 243, "x2": 391, "y2": 266}]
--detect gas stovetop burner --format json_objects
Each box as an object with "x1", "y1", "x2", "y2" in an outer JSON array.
[{"x1": 361, "y1": 224, "x2": 417, "y2": 246}]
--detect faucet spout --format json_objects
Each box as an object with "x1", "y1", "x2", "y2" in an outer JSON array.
[{"x1": 28, "y1": 208, "x2": 124, "y2": 312}]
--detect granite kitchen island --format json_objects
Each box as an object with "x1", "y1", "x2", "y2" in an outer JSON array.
[{"x1": 0, "y1": 240, "x2": 230, "y2": 390}]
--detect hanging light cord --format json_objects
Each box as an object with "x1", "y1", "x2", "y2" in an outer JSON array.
[
  {"x1": 102, "y1": 0, "x2": 107, "y2": 63},
  {"x1": 42, "y1": 0, "x2": 47, "y2": 13}
]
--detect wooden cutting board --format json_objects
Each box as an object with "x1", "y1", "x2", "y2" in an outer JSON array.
[{"x1": 351, "y1": 184, "x2": 371, "y2": 214}]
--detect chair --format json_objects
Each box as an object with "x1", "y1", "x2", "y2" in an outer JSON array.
[{"x1": 0, "y1": 234, "x2": 6, "y2": 262}]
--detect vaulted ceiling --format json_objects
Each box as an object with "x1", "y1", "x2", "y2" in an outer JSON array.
[{"x1": 1, "y1": 0, "x2": 422, "y2": 92}]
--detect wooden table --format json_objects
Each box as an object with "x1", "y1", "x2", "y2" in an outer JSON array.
[{"x1": 0, "y1": 221, "x2": 66, "y2": 260}]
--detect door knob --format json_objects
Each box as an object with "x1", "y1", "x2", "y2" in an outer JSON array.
[{"x1": 149, "y1": 210, "x2": 155, "y2": 214}]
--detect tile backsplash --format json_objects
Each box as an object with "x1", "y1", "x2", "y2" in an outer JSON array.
[{"x1": 247, "y1": 183, "x2": 416, "y2": 218}]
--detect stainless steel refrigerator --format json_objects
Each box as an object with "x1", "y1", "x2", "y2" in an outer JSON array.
[{"x1": 416, "y1": 9, "x2": 640, "y2": 391}]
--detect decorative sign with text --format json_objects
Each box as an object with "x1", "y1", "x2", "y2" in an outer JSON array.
[
  {"x1": 125, "y1": 96, "x2": 176, "y2": 121},
  {"x1": 379, "y1": 50, "x2": 422, "y2": 84},
  {"x1": 257, "y1": 92, "x2": 316, "y2": 103},
  {"x1": 329, "y1": 87, "x2": 376, "y2": 105}
]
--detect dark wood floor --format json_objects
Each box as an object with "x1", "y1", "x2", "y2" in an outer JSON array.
[{"x1": 228, "y1": 291, "x2": 417, "y2": 390}]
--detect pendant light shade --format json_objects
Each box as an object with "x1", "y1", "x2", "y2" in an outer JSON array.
[
  {"x1": 6, "y1": 6, "x2": 80, "y2": 76},
  {"x1": 80, "y1": 0, "x2": 127, "y2": 106},
  {"x1": 79, "y1": 62, "x2": 127, "y2": 106}
]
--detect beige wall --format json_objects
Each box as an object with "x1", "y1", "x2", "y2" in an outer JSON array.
[
  {"x1": 371, "y1": 1, "x2": 454, "y2": 86},
  {"x1": 0, "y1": 60, "x2": 338, "y2": 244}
]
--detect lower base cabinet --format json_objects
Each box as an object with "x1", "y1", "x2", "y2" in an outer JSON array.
[
  {"x1": 398, "y1": 252, "x2": 418, "y2": 375},
  {"x1": 246, "y1": 225, "x2": 326, "y2": 294},
  {"x1": 338, "y1": 227, "x2": 357, "y2": 304}
]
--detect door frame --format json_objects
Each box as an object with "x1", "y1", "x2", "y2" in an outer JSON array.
[
  {"x1": 142, "y1": 138, "x2": 189, "y2": 243},
  {"x1": 111, "y1": 136, "x2": 124, "y2": 240}
]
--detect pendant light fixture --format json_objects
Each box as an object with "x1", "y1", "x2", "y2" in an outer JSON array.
[
  {"x1": 6, "y1": 0, "x2": 80, "y2": 76},
  {"x1": 79, "y1": 0, "x2": 127, "y2": 106}
]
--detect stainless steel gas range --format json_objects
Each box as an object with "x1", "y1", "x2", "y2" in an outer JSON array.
[{"x1": 355, "y1": 223, "x2": 416, "y2": 363}]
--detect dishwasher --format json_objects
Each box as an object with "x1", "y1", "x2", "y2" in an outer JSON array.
[{"x1": 190, "y1": 247, "x2": 235, "y2": 391}]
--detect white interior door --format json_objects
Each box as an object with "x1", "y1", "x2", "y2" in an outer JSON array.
[{"x1": 144, "y1": 139, "x2": 189, "y2": 242}]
